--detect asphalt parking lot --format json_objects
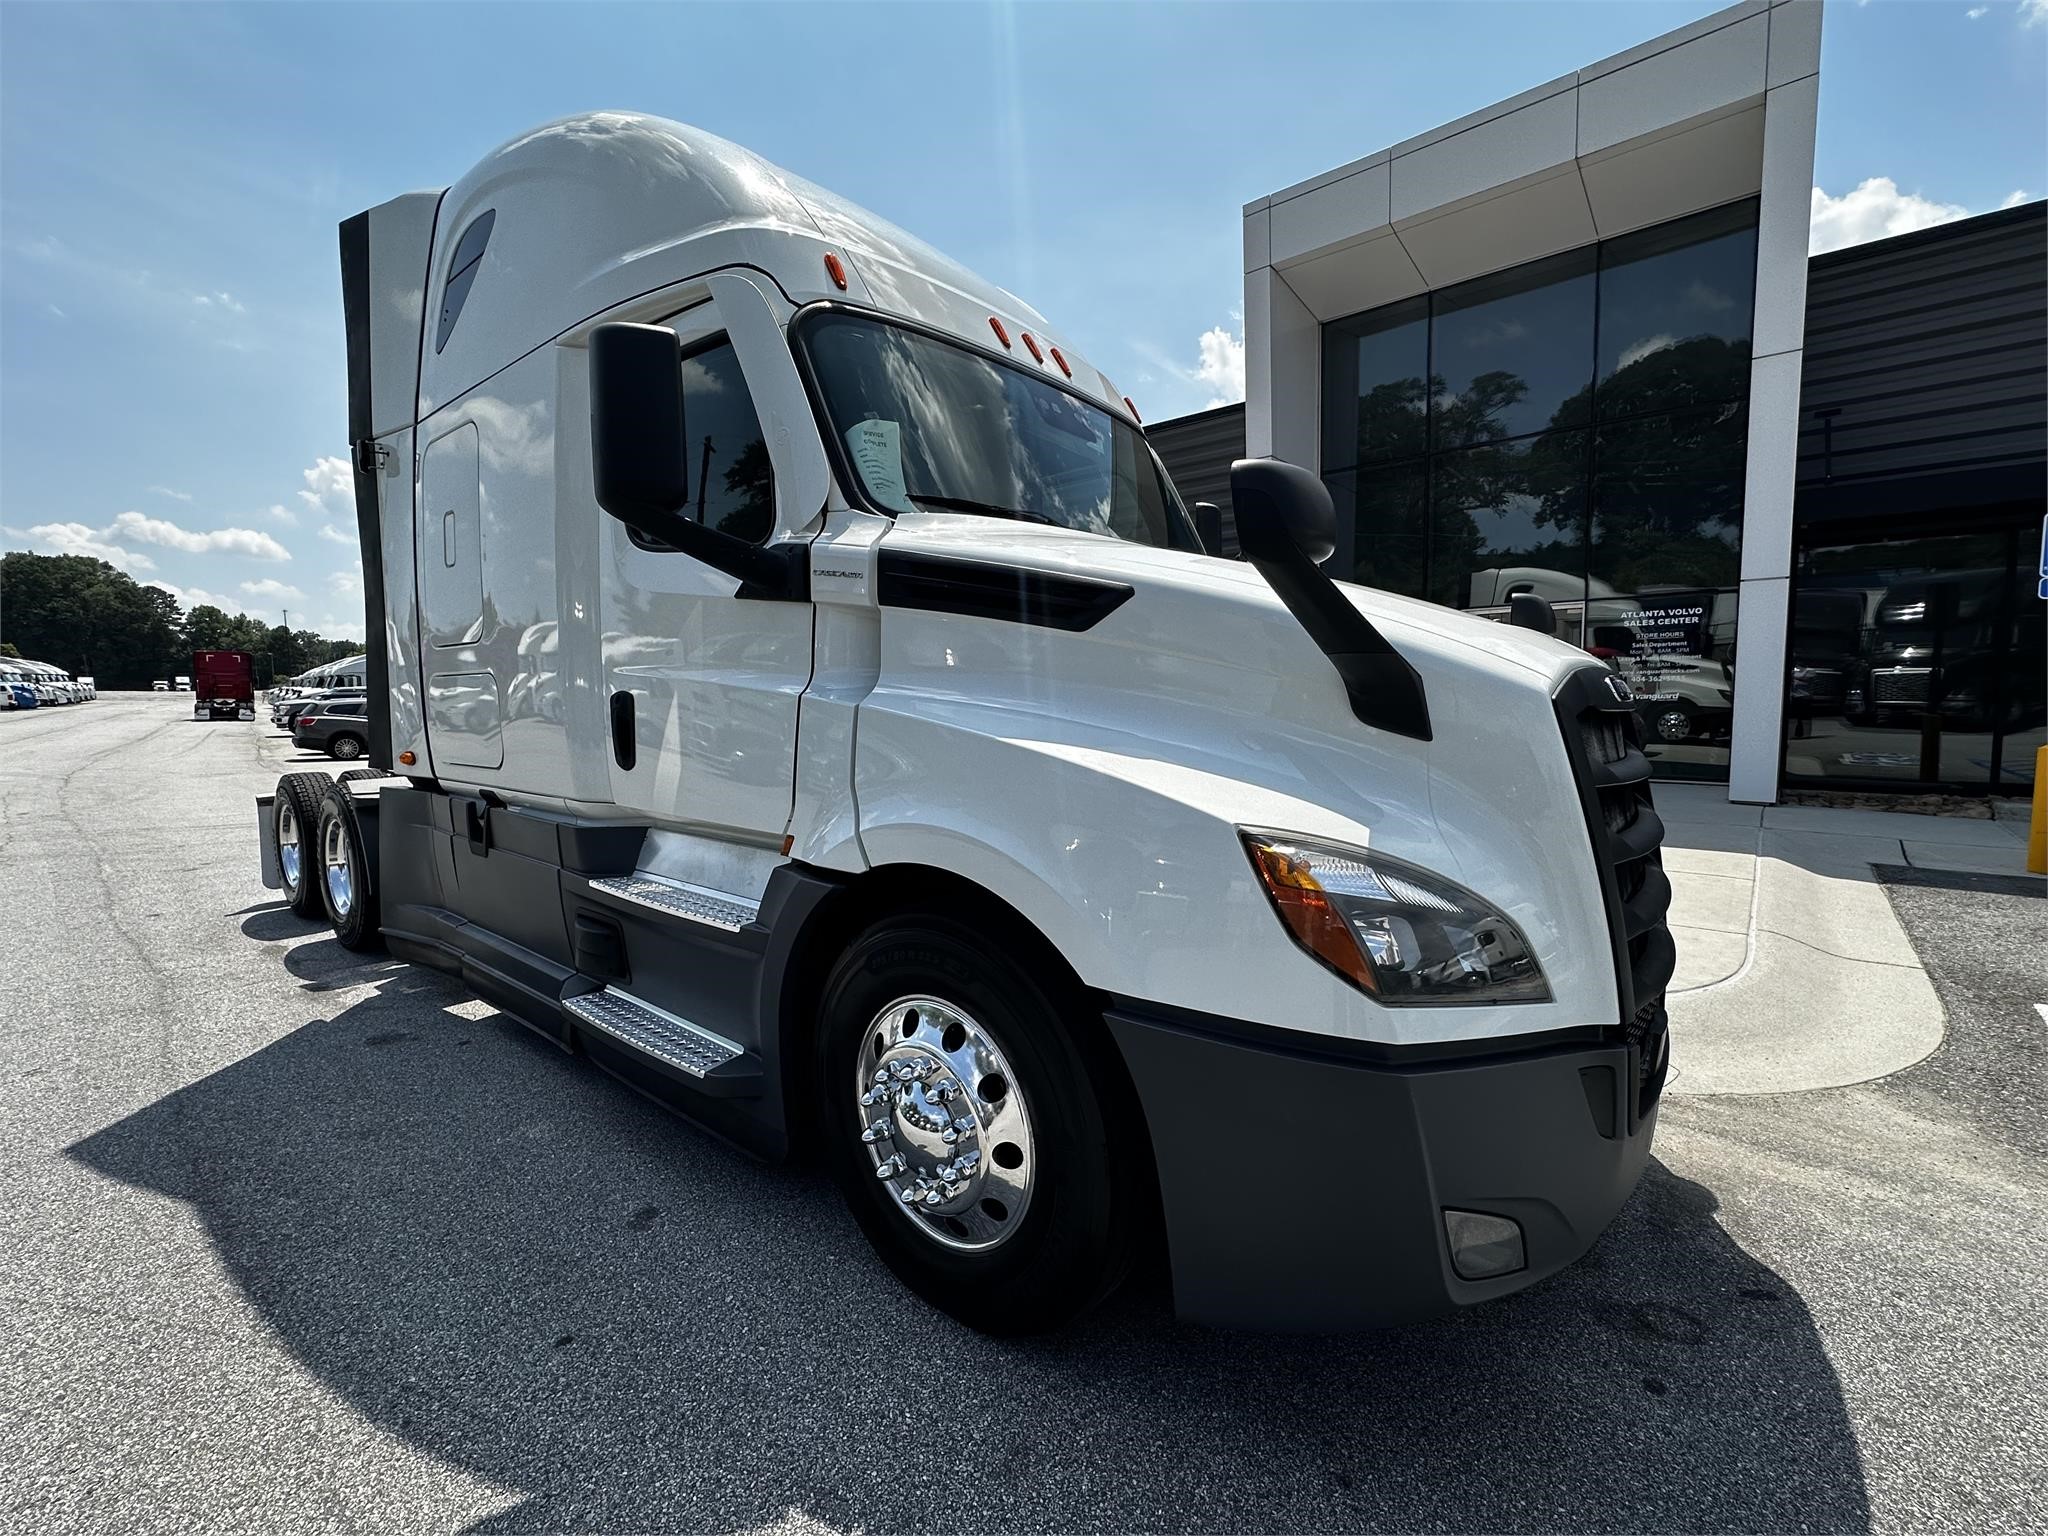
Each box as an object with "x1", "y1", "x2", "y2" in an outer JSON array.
[{"x1": 4, "y1": 694, "x2": 2045, "y2": 1535}]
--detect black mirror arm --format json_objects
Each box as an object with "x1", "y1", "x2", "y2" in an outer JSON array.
[
  {"x1": 612, "y1": 506, "x2": 810, "y2": 601},
  {"x1": 1244, "y1": 540, "x2": 1433, "y2": 742}
]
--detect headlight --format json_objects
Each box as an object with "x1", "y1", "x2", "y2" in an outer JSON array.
[{"x1": 1242, "y1": 831, "x2": 1550, "y2": 1005}]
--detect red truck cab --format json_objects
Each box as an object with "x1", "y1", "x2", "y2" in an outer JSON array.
[{"x1": 192, "y1": 651, "x2": 256, "y2": 721}]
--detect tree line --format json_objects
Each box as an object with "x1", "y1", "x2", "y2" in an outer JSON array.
[{"x1": 0, "y1": 551, "x2": 361, "y2": 689}]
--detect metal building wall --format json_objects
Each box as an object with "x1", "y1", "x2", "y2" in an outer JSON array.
[
  {"x1": 1798, "y1": 201, "x2": 2046, "y2": 493},
  {"x1": 1148, "y1": 403, "x2": 1247, "y2": 557}
]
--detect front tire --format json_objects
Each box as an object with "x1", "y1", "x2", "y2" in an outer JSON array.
[
  {"x1": 815, "y1": 916, "x2": 1144, "y2": 1335},
  {"x1": 272, "y1": 773, "x2": 331, "y2": 919}
]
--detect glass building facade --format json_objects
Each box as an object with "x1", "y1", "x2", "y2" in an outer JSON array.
[{"x1": 1320, "y1": 200, "x2": 1760, "y2": 780}]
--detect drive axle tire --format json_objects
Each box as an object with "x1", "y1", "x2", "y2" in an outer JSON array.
[
  {"x1": 314, "y1": 783, "x2": 381, "y2": 951},
  {"x1": 272, "y1": 773, "x2": 331, "y2": 919},
  {"x1": 815, "y1": 915, "x2": 1145, "y2": 1335}
]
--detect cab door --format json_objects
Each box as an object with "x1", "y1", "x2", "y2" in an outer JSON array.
[{"x1": 595, "y1": 274, "x2": 823, "y2": 842}]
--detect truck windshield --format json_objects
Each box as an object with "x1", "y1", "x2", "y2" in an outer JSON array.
[{"x1": 798, "y1": 310, "x2": 1197, "y2": 551}]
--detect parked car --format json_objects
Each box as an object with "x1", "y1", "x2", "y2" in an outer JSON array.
[
  {"x1": 2, "y1": 669, "x2": 38, "y2": 709},
  {"x1": 290, "y1": 698, "x2": 371, "y2": 760},
  {"x1": 152, "y1": 680, "x2": 171, "y2": 692},
  {"x1": 277, "y1": 688, "x2": 364, "y2": 731}
]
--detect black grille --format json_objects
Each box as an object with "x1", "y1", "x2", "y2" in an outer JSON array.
[{"x1": 1555, "y1": 668, "x2": 1675, "y2": 1120}]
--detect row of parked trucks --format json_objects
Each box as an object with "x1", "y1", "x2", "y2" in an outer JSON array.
[
  {"x1": 2, "y1": 661, "x2": 94, "y2": 708},
  {"x1": 255, "y1": 114, "x2": 1675, "y2": 1335}
]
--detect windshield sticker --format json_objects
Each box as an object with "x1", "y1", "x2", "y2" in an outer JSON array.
[{"x1": 845, "y1": 419, "x2": 914, "y2": 515}]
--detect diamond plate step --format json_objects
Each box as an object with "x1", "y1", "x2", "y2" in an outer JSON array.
[
  {"x1": 587, "y1": 874, "x2": 759, "y2": 932},
  {"x1": 564, "y1": 987, "x2": 748, "y2": 1081}
]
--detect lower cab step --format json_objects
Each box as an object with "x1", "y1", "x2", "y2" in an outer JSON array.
[{"x1": 563, "y1": 987, "x2": 764, "y2": 1097}]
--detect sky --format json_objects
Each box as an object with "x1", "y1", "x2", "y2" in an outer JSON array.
[{"x1": 2, "y1": 0, "x2": 2042, "y2": 642}]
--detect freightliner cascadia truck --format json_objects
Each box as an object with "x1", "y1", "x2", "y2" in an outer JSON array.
[{"x1": 258, "y1": 113, "x2": 1675, "y2": 1335}]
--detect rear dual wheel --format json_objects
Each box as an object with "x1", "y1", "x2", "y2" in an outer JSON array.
[
  {"x1": 313, "y1": 784, "x2": 381, "y2": 951},
  {"x1": 272, "y1": 773, "x2": 332, "y2": 919}
]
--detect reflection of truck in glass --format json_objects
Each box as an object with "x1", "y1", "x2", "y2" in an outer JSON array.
[
  {"x1": 1467, "y1": 569, "x2": 1734, "y2": 745},
  {"x1": 1851, "y1": 568, "x2": 2042, "y2": 731},
  {"x1": 255, "y1": 114, "x2": 1676, "y2": 1336},
  {"x1": 192, "y1": 651, "x2": 256, "y2": 721}
]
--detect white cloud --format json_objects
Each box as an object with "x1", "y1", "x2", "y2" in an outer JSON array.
[
  {"x1": 314, "y1": 616, "x2": 367, "y2": 643},
  {"x1": 1810, "y1": 178, "x2": 1974, "y2": 253},
  {"x1": 191, "y1": 291, "x2": 246, "y2": 314},
  {"x1": 1617, "y1": 333, "x2": 1679, "y2": 371},
  {"x1": 2001, "y1": 190, "x2": 2034, "y2": 209},
  {"x1": 112, "y1": 510, "x2": 290, "y2": 561},
  {"x1": 1966, "y1": 5, "x2": 1987, "y2": 17},
  {"x1": 2025, "y1": 0, "x2": 2047, "y2": 27},
  {"x1": 296, "y1": 455, "x2": 355, "y2": 516},
  {"x1": 240, "y1": 578, "x2": 304, "y2": 601},
  {"x1": 147, "y1": 580, "x2": 233, "y2": 611},
  {"x1": 1192, "y1": 324, "x2": 1246, "y2": 407},
  {"x1": 329, "y1": 568, "x2": 362, "y2": 598},
  {"x1": 12, "y1": 521, "x2": 155, "y2": 572},
  {"x1": 148, "y1": 485, "x2": 193, "y2": 503},
  {"x1": 264, "y1": 503, "x2": 297, "y2": 525},
  {"x1": 316, "y1": 523, "x2": 356, "y2": 546}
]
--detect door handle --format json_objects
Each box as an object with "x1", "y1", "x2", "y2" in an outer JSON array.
[{"x1": 609, "y1": 690, "x2": 637, "y2": 771}]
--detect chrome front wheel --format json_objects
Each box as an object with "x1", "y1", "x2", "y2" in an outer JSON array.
[{"x1": 853, "y1": 995, "x2": 1036, "y2": 1251}]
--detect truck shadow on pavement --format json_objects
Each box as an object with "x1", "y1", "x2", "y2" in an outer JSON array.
[{"x1": 70, "y1": 921, "x2": 1871, "y2": 1535}]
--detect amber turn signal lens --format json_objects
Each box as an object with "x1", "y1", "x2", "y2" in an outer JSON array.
[
  {"x1": 398, "y1": 750, "x2": 416, "y2": 766},
  {"x1": 1246, "y1": 842, "x2": 1376, "y2": 994},
  {"x1": 823, "y1": 251, "x2": 848, "y2": 290}
]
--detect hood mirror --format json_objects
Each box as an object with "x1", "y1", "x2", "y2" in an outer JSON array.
[{"x1": 1229, "y1": 457, "x2": 1432, "y2": 742}]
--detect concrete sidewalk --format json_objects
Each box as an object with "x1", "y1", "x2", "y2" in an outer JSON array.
[{"x1": 1658, "y1": 784, "x2": 2041, "y2": 1096}]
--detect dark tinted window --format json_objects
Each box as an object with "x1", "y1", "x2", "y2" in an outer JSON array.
[
  {"x1": 1325, "y1": 463, "x2": 1427, "y2": 599},
  {"x1": 1590, "y1": 404, "x2": 1745, "y2": 596},
  {"x1": 435, "y1": 209, "x2": 495, "y2": 355},
  {"x1": 629, "y1": 336, "x2": 775, "y2": 550},
  {"x1": 1431, "y1": 248, "x2": 1595, "y2": 447},
  {"x1": 1322, "y1": 296, "x2": 1428, "y2": 471},
  {"x1": 1597, "y1": 199, "x2": 1758, "y2": 419},
  {"x1": 1432, "y1": 431, "x2": 1590, "y2": 608}
]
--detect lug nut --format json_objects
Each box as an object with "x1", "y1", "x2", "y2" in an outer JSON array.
[{"x1": 860, "y1": 1120, "x2": 890, "y2": 1143}]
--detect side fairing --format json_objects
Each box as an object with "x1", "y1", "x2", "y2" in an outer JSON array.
[{"x1": 852, "y1": 520, "x2": 1618, "y2": 1050}]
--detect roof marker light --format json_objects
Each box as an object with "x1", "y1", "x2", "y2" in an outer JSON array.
[
  {"x1": 989, "y1": 316, "x2": 1011, "y2": 348},
  {"x1": 823, "y1": 251, "x2": 847, "y2": 290},
  {"x1": 1021, "y1": 331, "x2": 1044, "y2": 363},
  {"x1": 1124, "y1": 396, "x2": 1142, "y2": 423},
  {"x1": 1049, "y1": 345, "x2": 1072, "y2": 378}
]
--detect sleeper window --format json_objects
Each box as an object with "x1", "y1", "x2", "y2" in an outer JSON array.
[
  {"x1": 628, "y1": 336, "x2": 775, "y2": 550},
  {"x1": 435, "y1": 209, "x2": 495, "y2": 354}
]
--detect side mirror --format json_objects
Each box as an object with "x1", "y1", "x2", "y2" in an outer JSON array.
[
  {"x1": 587, "y1": 322, "x2": 805, "y2": 599},
  {"x1": 591, "y1": 322, "x2": 690, "y2": 524},
  {"x1": 1192, "y1": 501, "x2": 1226, "y2": 559},
  {"x1": 1230, "y1": 458, "x2": 1336, "y2": 566},
  {"x1": 1228, "y1": 457, "x2": 1431, "y2": 742},
  {"x1": 1508, "y1": 592, "x2": 1556, "y2": 636}
]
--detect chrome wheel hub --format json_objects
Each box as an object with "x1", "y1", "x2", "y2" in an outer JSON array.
[
  {"x1": 853, "y1": 996, "x2": 1035, "y2": 1251},
  {"x1": 279, "y1": 803, "x2": 302, "y2": 891},
  {"x1": 322, "y1": 813, "x2": 353, "y2": 917}
]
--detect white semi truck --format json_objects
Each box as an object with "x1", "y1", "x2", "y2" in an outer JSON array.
[{"x1": 258, "y1": 113, "x2": 1674, "y2": 1334}]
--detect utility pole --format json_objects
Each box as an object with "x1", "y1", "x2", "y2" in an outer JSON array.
[{"x1": 282, "y1": 608, "x2": 290, "y2": 632}]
